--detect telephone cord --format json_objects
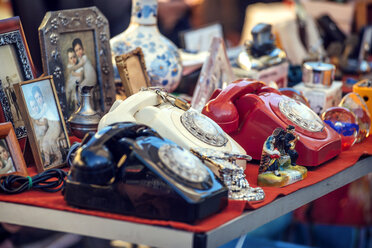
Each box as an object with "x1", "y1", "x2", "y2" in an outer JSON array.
[{"x1": 0, "y1": 169, "x2": 67, "y2": 194}]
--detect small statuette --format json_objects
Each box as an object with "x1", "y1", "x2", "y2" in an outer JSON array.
[
  {"x1": 258, "y1": 125, "x2": 307, "y2": 187},
  {"x1": 191, "y1": 147, "x2": 265, "y2": 202}
]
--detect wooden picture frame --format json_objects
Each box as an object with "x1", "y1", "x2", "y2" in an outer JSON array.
[
  {"x1": 115, "y1": 47, "x2": 151, "y2": 97},
  {"x1": 0, "y1": 122, "x2": 28, "y2": 176},
  {"x1": 191, "y1": 37, "x2": 235, "y2": 111},
  {"x1": 14, "y1": 76, "x2": 70, "y2": 172},
  {"x1": 38, "y1": 7, "x2": 116, "y2": 121},
  {"x1": 0, "y1": 16, "x2": 37, "y2": 139}
]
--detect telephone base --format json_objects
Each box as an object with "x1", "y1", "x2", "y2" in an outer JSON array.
[
  {"x1": 257, "y1": 165, "x2": 307, "y2": 188},
  {"x1": 64, "y1": 178, "x2": 227, "y2": 224}
]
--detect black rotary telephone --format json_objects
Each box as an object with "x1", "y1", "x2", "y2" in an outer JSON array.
[{"x1": 64, "y1": 122, "x2": 228, "y2": 223}]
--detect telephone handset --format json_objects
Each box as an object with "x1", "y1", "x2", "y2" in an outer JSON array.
[
  {"x1": 98, "y1": 89, "x2": 247, "y2": 167},
  {"x1": 202, "y1": 79, "x2": 342, "y2": 166},
  {"x1": 64, "y1": 122, "x2": 228, "y2": 223}
]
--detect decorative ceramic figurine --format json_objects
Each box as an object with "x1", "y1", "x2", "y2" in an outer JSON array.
[
  {"x1": 322, "y1": 107, "x2": 359, "y2": 150},
  {"x1": 339, "y1": 92, "x2": 371, "y2": 143},
  {"x1": 258, "y1": 126, "x2": 307, "y2": 187},
  {"x1": 110, "y1": 0, "x2": 182, "y2": 92},
  {"x1": 68, "y1": 85, "x2": 102, "y2": 139}
]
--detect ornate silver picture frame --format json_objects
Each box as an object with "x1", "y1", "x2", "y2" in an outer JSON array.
[
  {"x1": 38, "y1": 7, "x2": 116, "y2": 121},
  {"x1": 0, "y1": 17, "x2": 36, "y2": 139}
]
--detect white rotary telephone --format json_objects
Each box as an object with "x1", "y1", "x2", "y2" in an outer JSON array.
[{"x1": 98, "y1": 88, "x2": 248, "y2": 168}]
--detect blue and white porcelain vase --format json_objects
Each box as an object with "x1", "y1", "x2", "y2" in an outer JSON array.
[{"x1": 110, "y1": 0, "x2": 182, "y2": 92}]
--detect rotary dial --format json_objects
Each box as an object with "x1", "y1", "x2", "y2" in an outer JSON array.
[
  {"x1": 279, "y1": 96, "x2": 324, "y2": 132},
  {"x1": 180, "y1": 109, "x2": 228, "y2": 147},
  {"x1": 158, "y1": 144, "x2": 209, "y2": 183}
]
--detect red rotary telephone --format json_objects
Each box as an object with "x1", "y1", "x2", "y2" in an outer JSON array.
[{"x1": 202, "y1": 79, "x2": 341, "y2": 166}]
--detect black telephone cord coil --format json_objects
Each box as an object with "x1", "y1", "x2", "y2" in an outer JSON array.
[{"x1": 0, "y1": 169, "x2": 67, "y2": 194}]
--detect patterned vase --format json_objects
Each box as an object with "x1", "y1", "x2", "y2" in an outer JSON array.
[{"x1": 110, "y1": 0, "x2": 182, "y2": 92}]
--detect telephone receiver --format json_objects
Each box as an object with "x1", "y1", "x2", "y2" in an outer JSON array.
[
  {"x1": 202, "y1": 79, "x2": 280, "y2": 133},
  {"x1": 98, "y1": 89, "x2": 247, "y2": 168},
  {"x1": 64, "y1": 122, "x2": 228, "y2": 223},
  {"x1": 99, "y1": 90, "x2": 163, "y2": 126},
  {"x1": 202, "y1": 79, "x2": 342, "y2": 166},
  {"x1": 67, "y1": 122, "x2": 161, "y2": 186}
]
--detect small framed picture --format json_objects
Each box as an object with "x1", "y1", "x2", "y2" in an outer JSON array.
[
  {"x1": 191, "y1": 37, "x2": 235, "y2": 111},
  {"x1": 0, "y1": 17, "x2": 37, "y2": 139},
  {"x1": 0, "y1": 122, "x2": 28, "y2": 176},
  {"x1": 115, "y1": 47, "x2": 151, "y2": 97},
  {"x1": 14, "y1": 76, "x2": 70, "y2": 172},
  {"x1": 38, "y1": 7, "x2": 116, "y2": 120}
]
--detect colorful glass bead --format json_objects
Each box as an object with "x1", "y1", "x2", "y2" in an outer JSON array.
[
  {"x1": 339, "y1": 92, "x2": 371, "y2": 143},
  {"x1": 321, "y1": 107, "x2": 359, "y2": 150}
]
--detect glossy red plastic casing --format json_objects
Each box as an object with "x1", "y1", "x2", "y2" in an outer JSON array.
[{"x1": 202, "y1": 79, "x2": 341, "y2": 166}]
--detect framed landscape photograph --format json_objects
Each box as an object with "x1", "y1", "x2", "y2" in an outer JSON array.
[
  {"x1": 14, "y1": 76, "x2": 70, "y2": 172},
  {"x1": 115, "y1": 47, "x2": 151, "y2": 97},
  {"x1": 38, "y1": 7, "x2": 116, "y2": 120},
  {"x1": 0, "y1": 17, "x2": 36, "y2": 139},
  {"x1": 0, "y1": 122, "x2": 28, "y2": 176}
]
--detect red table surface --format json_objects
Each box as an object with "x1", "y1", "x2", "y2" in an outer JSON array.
[{"x1": 0, "y1": 137, "x2": 371, "y2": 233}]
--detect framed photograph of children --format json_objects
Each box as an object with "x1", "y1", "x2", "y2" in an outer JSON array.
[
  {"x1": 0, "y1": 122, "x2": 28, "y2": 176},
  {"x1": 115, "y1": 47, "x2": 151, "y2": 97},
  {"x1": 14, "y1": 76, "x2": 70, "y2": 172},
  {"x1": 0, "y1": 17, "x2": 37, "y2": 139},
  {"x1": 38, "y1": 7, "x2": 116, "y2": 121}
]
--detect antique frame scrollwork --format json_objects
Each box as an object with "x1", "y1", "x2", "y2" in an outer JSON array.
[
  {"x1": 38, "y1": 7, "x2": 116, "y2": 122},
  {"x1": 0, "y1": 17, "x2": 36, "y2": 139}
]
